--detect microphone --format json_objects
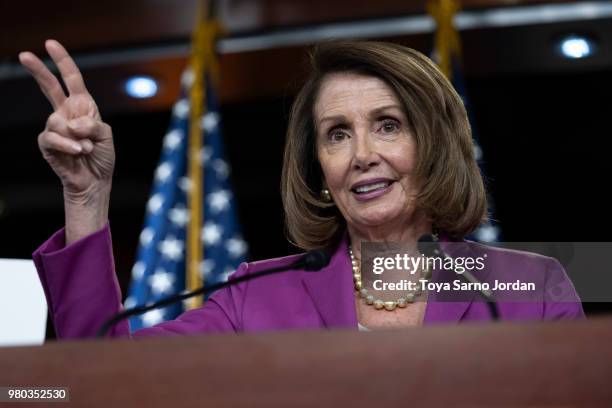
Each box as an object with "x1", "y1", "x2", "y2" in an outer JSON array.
[
  {"x1": 418, "y1": 234, "x2": 499, "y2": 320},
  {"x1": 96, "y1": 249, "x2": 331, "y2": 337}
]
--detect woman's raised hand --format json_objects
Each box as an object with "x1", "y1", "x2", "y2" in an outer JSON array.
[{"x1": 19, "y1": 40, "x2": 115, "y2": 243}]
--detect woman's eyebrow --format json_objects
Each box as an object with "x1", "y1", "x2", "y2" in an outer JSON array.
[
  {"x1": 318, "y1": 114, "x2": 347, "y2": 128},
  {"x1": 369, "y1": 105, "x2": 402, "y2": 117}
]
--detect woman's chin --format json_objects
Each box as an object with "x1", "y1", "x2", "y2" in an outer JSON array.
[{"x1": 349, "y1": 206, "x2": 408, "y2": 229}]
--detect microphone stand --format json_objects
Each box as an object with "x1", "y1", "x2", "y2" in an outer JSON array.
[{"x1": 96, "y1": 250, "x2": 330, "y2": 337}]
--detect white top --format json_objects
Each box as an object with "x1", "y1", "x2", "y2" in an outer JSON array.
[{"x1": 357, "y1": 322, "x2": 371, "y2": 332}]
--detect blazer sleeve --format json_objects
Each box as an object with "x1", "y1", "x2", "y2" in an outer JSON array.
[
  {"x1": 32, "y1": 223, "x2": 247, "y2": 340},
  {"x1": 542, "y1": 257, "x2": 585, "y2": 319}
]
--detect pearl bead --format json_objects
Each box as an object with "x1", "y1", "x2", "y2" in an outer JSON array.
[
  {"x1": 353, "y1": 273, "x2": 360, "y2": 282},
  {"x1": 366, "y1": 295, "x2": 374, "y2": 305},
  {"x1": 374, "y1": 300, "x2": 384, "y2": 310},
  {"x1": 384, "y1": 301, "x2": 396, "y2": 311},
  {"x1": 360, "y1": 288, "x2": 368, "y2": 298},
  {"x1": 355, "y1": 280, "x2": 362, "y2": 290},
  {"x1": 405, "y1": 293, "x2": 415, "y2": 303},
  {"x1": 397, "y1": 298, "x2": 407, "y2": 308}
]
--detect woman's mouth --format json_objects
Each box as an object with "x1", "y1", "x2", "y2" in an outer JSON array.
[{"x1": 351, "y1": 179, "x2": 395, "y2": 201}]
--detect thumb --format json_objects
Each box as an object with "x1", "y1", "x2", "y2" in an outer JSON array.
[{"x1": 68, "y1": 117, "x2": 111, "y2": 141}]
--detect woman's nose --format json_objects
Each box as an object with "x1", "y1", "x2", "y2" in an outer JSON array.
[{"x1": 352, "y1": 132, "x2": 379, "y2": 170}]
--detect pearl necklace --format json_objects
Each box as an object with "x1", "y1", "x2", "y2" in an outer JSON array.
[{"x1": 349, "y1": 244, "x2": 433, "y2": 311}]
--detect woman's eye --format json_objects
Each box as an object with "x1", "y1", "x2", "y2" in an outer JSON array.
[
  {"x1": 328, "y1": 130, "x2": 348, "y2": 142},
  {"x1": 380, "y1": 120, "x2": 400, "y2": 133}
]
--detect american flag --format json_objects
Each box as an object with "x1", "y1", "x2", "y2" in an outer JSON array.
[{"x1": 124, "y1": 70, "x2": 248, "y2": 331}]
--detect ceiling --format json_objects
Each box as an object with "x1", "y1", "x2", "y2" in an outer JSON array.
[{"x1": 1, "y1": 0, "x2": 611, "y2": 127}]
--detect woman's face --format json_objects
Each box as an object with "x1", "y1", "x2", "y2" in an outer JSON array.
[{"x1": 315, "y1": 72, "x2": 420, "y2": 232}]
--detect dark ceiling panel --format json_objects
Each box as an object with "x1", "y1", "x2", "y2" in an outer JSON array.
[
  {"x1": 1, "y1": 0, "x2": 199, "y2": 56},
  {"x1": 1, "y1": 0, "x2": 574, "y2": 56},
  {"x1": 1, "y1": 0, "x2": 609, "y2": 128}
]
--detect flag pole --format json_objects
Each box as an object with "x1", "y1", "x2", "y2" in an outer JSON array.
[
  {"x1": 186, "y1": 0, "x2": 225, "y2": 310},
  {"x1": 427, "y1": 0, "x2": 462, "y2": 80},
  {"x1": 186, "y1": 0, "x2": 208, "y2": 310}
]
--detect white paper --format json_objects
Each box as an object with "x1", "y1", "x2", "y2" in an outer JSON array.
[{"x1": 0, "y1": 259, "x2": 47, "y2": 346}]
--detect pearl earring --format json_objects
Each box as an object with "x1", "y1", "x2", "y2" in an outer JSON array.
[{"x1": 321, "y1": 189, "x2": 332, "y2": 202}]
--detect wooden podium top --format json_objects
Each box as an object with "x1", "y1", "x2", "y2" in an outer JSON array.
[{"x1": 1, "y1": 318, "x2": 612, "y2": 407}]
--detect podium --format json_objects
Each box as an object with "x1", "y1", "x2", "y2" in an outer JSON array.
[{"x1": 1, "y1": 318, "x2": 611, "y2": 407}]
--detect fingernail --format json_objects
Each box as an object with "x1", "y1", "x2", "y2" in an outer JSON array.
[{"x1": 72, "y1": 143, "x2": 82, "y2": 153}]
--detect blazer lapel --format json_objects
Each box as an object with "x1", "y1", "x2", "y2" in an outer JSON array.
[
  {"x1": 301, "y1": 234, "x2": 358, "y2": 329},
  {"x1": 423, "y1": 236, "x2": 493, "y2": 324}
]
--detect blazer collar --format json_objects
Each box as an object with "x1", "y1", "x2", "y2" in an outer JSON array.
[
  {"x1": 301, "y1": 232, "x2": 358, "y2": 329},
  {"x1": 423, "y1": 234, "x2": 493, "y2": 324},
  {"x1": 301, "y1": 231, "x2": 492, "y2": 327}
]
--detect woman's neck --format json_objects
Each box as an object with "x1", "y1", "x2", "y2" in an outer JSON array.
[{"x1": 347, "y1": 210, "x2": 431, "y2": 261}]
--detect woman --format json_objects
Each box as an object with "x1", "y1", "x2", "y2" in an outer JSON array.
[{"x1": 20, "y1": 40, "x2": 584, "y2": 338}]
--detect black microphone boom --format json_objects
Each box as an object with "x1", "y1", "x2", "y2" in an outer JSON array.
[
  {"x1": 418, "y1": 234, "x2": 499, "y2": 320},
  {"x1": 96, "y1": 250, "x2": 331, "y2": 338}
]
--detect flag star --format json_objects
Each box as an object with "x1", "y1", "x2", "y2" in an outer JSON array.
[
  {"x1": 208, "y1": 190, "x2": 231, "y2": 213},
  {"x1": 158, "y1": 236, "x2": 184, "y2": 261},
  {"x1": 473, "y1": 143, "x2": 483, "y2": 161},
  {"x1": 132, "y1": 261, "x2": 146, "y2": 279},
  {"x1": 178, "y1": 177, "x2": 192, "y2": 193},
  {"x1": 141, "y1": 309, "x2": 165, "y2": 327},
  {"x1": 181, "y1": 68, "x2": 195, "y2": 90},
  {"x1": 173, "y1": 99, "x2": 190, "y2": 119},
  {"x1": 163, "y1": 129, "x2": 183, "y2": 151},
  {"x1": 202, "y1": 222, "x2": 223, "y2": 245},
  {"x1": 147, "y1": 194, "x2": 164, "y2": 214},
  {"x1": 199, "y1": 259, "x2": 216, "y2": 278},
  {"x1": 148, "y1": 268, "x2": 176, "y2": 295},
  {"x1": 139, "y1": 228, "x2": 155, "y2": 247},
  {"x1": 212, "y1": 159, "x2": 229, "y2": 179},
  {"x1": 201, "y1": 112, "x2": 220, "y2": 133},
  {"x1": 155, "y1": 162, "x2": 174, "y2": 183},
  {"x1": 476, "y1": 224, "x2": 499, "y2": 243},
  {"x1": 123, "y1": 296, "x2": 137, "y2": 309},
  {"x1": 168, "y1": 205, "x2": 189, "y2": 227},
  {"x1": 226, "y1": 237, "x2": 248, "y2": 258},
  {"x1": 200, "y1": 146, "x2": 213, "y2": 164}
]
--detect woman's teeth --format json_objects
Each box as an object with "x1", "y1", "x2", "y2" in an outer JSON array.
[{"x1": 353, "y1": 181, "x2": 391, "y2": 194}]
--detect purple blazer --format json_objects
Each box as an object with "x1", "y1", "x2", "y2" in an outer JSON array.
[{"x1": 32, "y1": 224, "x2": 584, "y2": 339}]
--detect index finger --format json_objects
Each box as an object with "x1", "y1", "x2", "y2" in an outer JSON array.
[{"x1": 45, "y1": 39, "x2": 89, "y2": 96}]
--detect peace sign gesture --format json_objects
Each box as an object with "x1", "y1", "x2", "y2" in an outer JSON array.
[{"x1": 19, "y1": 40, "x2": 115, "y2": 243}]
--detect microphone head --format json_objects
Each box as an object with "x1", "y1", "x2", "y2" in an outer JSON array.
[
  {"x1": 418, "y1": 234, "x2": 438, "y2": 257},
  {"x1": 301, "y1": 250, "x2": 332, "y2": 271}
]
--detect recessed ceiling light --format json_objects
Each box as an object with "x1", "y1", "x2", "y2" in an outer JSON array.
[
  {"x1": 125, "y1": 76, "x2": 159, "y2": 99},
  {"x1": 558, "y1": 35, "x2": 595, "y2": 59}
]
